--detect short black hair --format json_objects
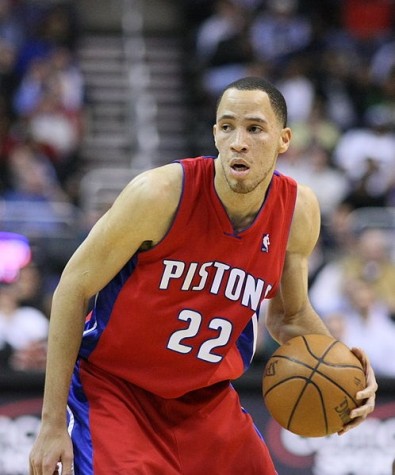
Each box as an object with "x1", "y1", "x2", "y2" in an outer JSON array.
[{"x1": 216, "y1": 76, "x2": 288, "y2": 127}]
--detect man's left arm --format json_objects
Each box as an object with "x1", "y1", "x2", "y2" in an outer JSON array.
[
  {"x1": 265, "y1": 184, "x2": 377, "y2": 432},
  {"x1": 266, "y1": 184, "x2": 330, "y2": 343}
]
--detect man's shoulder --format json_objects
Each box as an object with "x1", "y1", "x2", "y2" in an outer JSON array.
[
  {"x1": 128, "y1": 162, "x2": 183, "y2": 201},
  {"x1": 287, "y1": 183, "x2": 321, "y2": 255}
]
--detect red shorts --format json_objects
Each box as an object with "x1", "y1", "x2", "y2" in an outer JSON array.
[{"x1": 68, "y1": 360, "x2": 277, "y2": 474}]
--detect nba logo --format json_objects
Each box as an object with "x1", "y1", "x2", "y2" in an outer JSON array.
[{"x1": 262, "y1": 234, "x2": 270, "y2": 252}]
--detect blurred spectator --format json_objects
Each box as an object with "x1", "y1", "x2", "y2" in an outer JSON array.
[
  {"x1": 324, "y1": 278, "x2": 395, "y2": 378},
  {"x1": 195, "y1": 0, "x2": 259, "y2": 100},
  {"x1": 0, "y1": 0, "x2": 25, "y2": 52},
  {"x1": 0, "y1": 280, "x2": 48, "y2": 372},
  {"x1": 0, "y1": 142, "x2": 82, "y2": 249},
  {"x1": 14, "y1": 1, "x2": 79, "y2": 78},
  {"x1": 310, "y1": 228, "x2": 395, "y2": 317},
  {"x1": 13, "y1": 261, "x2": 51, "y2": 317},
  {"x1": 366, "y1": 65, "x2": 395, "y2": 135},
  {"x1": 340, "y1": 0, "x2": 394, "y2": 49},
  {"x1": 3, "y1": 142, "x2": 69, "y2": 203},
  {"x1": 314, "y1": 49, "x2": 359, "y2": 130},
  {"x1": 27, "y1": 80, "x2": 83, "y2": 182},
  {"x1": 276, "y1": 55, "x2": 315, "y2": 123},
  {"x1": 277, "y1": 144, "x2": 349, "y2": 221},
  {"x1": 195, "y1": 0, "x2": 245, "y2": 64},
  {"x1": 250, "y1": 0, "x2": 312, "y2": 66},
  {"x1": 333, "y1": 104, "x2": 395, "y2": 209},
  {"x1": 13, "y1": 56, "x2": 51, "y2": 117},
  {"x1": 290, "y1": 97, "x2": 341, "y2": 152},
  {"x1": 12, "y1": 42, "x2": 85, "y2": 186},
  {"x1": 319, "y1": 201, "x2": 356, "y2": 258},
  {"x1": 0, "y1": 103, "x2": 18, "y2": 193},
  {"x1": 0, "y1": 38, "x2": 19, "y2": 116},
  {"x1": 49, "y1": 46, "x2": 84, "y2": 113},
  {"x1": 39, "y1": 2, "x2": 79, "y2": 50},
  {"x1": 370, "y1": 38, "x2": 395, "y2": 86},
  {"x1": 347, "y1": 59, "x2": 384, "y2": 124},
  {"x1": 14, "y1": 47, "x2": 84, "y2": 117}
]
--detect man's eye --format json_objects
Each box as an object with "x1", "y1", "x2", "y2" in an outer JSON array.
[{"x1": 249, "y1": 126, "x2": 261, "y2": 133}]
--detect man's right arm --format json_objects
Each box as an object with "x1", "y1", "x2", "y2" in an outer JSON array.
[{"x1": 29, "y1": 163, "x2": 183, "y2": 475}]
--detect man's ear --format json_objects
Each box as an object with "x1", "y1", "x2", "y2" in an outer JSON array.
[
  {"x1": 278, "y1": 127, "x2": 292, "y2": 154},
  {"x1": 213, "y1": 124, "x2": 218, "y2": 149}
]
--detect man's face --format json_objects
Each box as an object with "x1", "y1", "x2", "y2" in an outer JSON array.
[{"x1": 213, "y1": 88, "x2": 291, "y2": 194}]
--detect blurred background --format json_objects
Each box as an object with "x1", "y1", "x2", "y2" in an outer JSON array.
[{"x1": 0, "y1": 0, "x2": 394, "y2": 473}]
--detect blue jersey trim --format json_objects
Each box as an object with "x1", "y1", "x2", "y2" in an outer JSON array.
[
  {"x1": 79, "y1": 254, "x2": 138, "y2": 359},
  {"x1": 236, "y1": 317, "x2": 256, "y2": 371},
  {"x1": 68, "y1": 361, "x2": 93, "y2": 475}
]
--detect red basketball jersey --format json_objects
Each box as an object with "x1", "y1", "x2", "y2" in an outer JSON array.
[{"x1": 80, "y1": 157, "x2": 297, "y2": 398}]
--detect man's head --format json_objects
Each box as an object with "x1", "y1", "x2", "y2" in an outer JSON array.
[{"x1": 213, "y1": 76, "x2": 291, "y2": 194}]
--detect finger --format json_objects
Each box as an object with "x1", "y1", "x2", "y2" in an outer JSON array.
[
  {"x1": 60, "y1": 468, "x2": 74, "y2": 474},
  {"x1": 57, "y1": 461, "x2": 74, "y2": 475},
  {"x1": 351, "y1": 347, "x2": 378, "y2": 394},
  {"x1": 338, "y1": 417, "x2": 362, "y2": 435},
  {"x1": 338, "y1": 399, "x2": 375, "y2": 436},
  {"x1": 338, "y1": 424, "x2": 355, "y2": 435},
  {"x1": 41, "y1": 458, "x2": 63, "y2": 475},
  {"x1": 357, "y1": 386, "x2": 377, "y2": 400},
  {"x1": 351, "y1": 399, "x2": 375, "y2": 418},
  {"x1": 29, "y1": 456, "x2": 40, "y2": 475},
  {"x1": 357, "y1": 369, "x2": 378, "y2": 399},
  {"x1": 350, "y1": 347, "x2": 367, "y2": 370}
]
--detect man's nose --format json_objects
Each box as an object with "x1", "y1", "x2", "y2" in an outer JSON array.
[{"x1": 231, "y1": 129, "x2": 248, "y2": 152}]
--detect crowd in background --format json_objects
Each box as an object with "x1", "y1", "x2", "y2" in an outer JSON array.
[
  {"x1": 1, "y1": 0, "x2": 395, "y2": 379},
  {"x1": 0, "y1": 0, "x2": 84, "y2": 372}
]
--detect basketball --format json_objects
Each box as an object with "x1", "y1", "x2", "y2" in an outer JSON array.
[{"x1": 262, "y1": 334, "x2": 366, "y2": 437}]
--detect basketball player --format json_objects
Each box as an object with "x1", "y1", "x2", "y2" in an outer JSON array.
[{"x1": 29, "y1": 77, "x2": 377, "y2": 475}]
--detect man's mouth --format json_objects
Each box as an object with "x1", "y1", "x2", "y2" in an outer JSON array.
[
  {"x1": 232, "y1": 163, "x2": 249, "y2": 171},
  {"x1": 230, "y1": 160, "x2": 250, "y2": 174}
]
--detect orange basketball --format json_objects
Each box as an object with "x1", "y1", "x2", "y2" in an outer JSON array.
[{"x1": 263, "y1": 334, "x2": 366, "y2": 437}]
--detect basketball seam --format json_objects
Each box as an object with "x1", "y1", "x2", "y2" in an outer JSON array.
[
  {"x1": 286, "y1": 376, "x2": 328, "y2": 433},
  {"x1": 263, "y1": 355, "x2": 362, "y2": 406}
]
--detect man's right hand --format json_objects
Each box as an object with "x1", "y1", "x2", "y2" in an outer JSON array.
[{"x1": 29, "y1": 425, "x2": 74, "y2": 475}]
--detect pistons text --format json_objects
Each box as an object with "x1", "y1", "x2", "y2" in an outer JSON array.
[{"x1": 159, "y1": 259, "x2": 273, "y2": 312}]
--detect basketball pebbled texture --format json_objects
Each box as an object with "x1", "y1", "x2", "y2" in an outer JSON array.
[{"x1": 263, "y1": 334, "x2": 366, "y2": 437}]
